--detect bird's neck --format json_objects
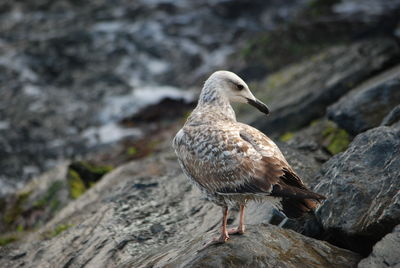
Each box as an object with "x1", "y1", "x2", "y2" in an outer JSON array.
[{"x1": 191, "y1": 85, "x2": 237, "y2": 122}]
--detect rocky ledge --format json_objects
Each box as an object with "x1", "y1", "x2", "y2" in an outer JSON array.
[
  {"x1": 1, "y1": 1, "x2": 400, "y2": 267},
  {"x1": 135, "y1": 224, "x2": 361, "y2": 268}
]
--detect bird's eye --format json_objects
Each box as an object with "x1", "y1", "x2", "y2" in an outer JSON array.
[{"x1": 236, "y1": 84, "x2": 244, "y2": 90}]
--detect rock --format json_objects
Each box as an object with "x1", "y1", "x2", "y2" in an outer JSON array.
[
  {"x1": 313, "y1": 125, "x2": 400, "y2": 255},
  {"x1": 333, "y1": 0, "x2": 400, "y2": 24},
  {"x1": 0, "y1": 151, "x2": 220, "y2": 267},
  {"x1": 0, "y1": 137, "x2": 333, "y2": 267},
  {"x1": 0, "y1": 164, "x2": 70, "y2": 234},
  {"x1": 381, "y1": 104, "x2": 400, "y2": 127},
  {"x1": 0, "y1": 160, "x2": 114, "y2": 235},
  {"x1": 327, "y1": 67, "x2": 400, "y2": 135},
  {"x1": 358, "y1": 225, "x2": 400, "y2": 268},
  {"x1": 134, "y1": 224, "x2": 361, "y2": 268},
  {"x1": 281, "y1": 119, "x2": 351, "y2": 161},
  {"x1": 150, "y1": 223, "x2": 165, "y2": 234},
  {"x1": 235, "y1": 0, "x2": 400, "y2": 74},
  {"x1": 249, "y1": 38, "x2": 400, "y2": 137}
]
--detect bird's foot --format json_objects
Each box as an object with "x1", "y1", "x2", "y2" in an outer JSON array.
[
  {"x1": 200, "y1": 234, "x2": 229, "y2": 250},
  {"x1": 212, "y1": 233, "x2": 230, "y2": 243},
  {"x1": 228, "y1": 225, "x2": 245, "y2": 235}
]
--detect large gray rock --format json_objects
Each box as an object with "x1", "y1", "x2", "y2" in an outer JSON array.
[
  {"x1": 0, "y1": 151, "x2": 216, "y2": 267},
  {"x1": 358, "y1": 225, "x2": 400, "y2": 268},
  {"x1": 381, "y1": 104, "x2": 400, "y2": 127},
  {"x1": 314, "y1": 125, "x2": 400, "y2": 255},
  {"x1": 0, "y1": 139, "x2": 337, "y2": 267},
  {"x1": 328, "y1": 69, "x2": 400, "y2": 135},
  {"x1": 133, "y1": 224, "x2": 361, "y2": 268},
  {"x1": 333, "y1": 0, "x2": 400, "y2": 22},
  {"x1": 248, "y1": 38, "x2": 400, "y2": 137}
]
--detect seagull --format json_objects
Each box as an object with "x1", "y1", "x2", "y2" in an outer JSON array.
[{"x1": 173, "y1": 70, "x2": 326, "y2": 244}]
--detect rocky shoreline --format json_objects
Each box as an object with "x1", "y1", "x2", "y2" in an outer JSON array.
[{"x1": 1, "y1": 0, "x2": 400, "y2": 267}]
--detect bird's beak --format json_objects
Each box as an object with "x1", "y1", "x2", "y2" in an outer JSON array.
[{"x1": 246, "y1": 98, "x2": 270, "y2": 115}]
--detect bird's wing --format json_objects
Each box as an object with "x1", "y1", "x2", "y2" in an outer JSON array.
[
  {"x1": 236, "y1": 123, "x2": 324, "y2": 199},
  {"x1": 174, "y1": 122, "x2": 324, "y2": 201}
]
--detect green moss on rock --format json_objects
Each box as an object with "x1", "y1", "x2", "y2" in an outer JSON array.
[
  {"x1": 17, "y1": 224, "x2": 24, "y2": 232},
  {"x1": 0, "y1": 235, "x2": 17, "y2": 246},
  {"x1": 322, "y1": 122, "x2": 350, "y2": 155},
  {"x1": 43, "y1": 223, "x2": 73, "y2": 239},
  {"x1": 67, "y1": 161, "x2": 113, "y2": 199},
  {"x1": 52, "y1": 224, "x2": 72, "y2": 237},
  {"x1": 3, "y1": 191, "x2": 31, "y2": 225},
  {"x1": 78, "y1": 161, "x2": 113, "y2": 176},
  {"x1": 33, "y1": 180, "x2": 63, "y2": 210},
  {"x1": 68, "y1": 169, "x2": 86, "y2": 199},
  {"x1": 127, "y1": 146, "x2": 138, "y2": 156},
  {"x1": 280, "y1": 132, "x2": 295, "y2": 142}
]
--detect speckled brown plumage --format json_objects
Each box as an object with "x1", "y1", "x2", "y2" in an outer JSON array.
[{"x1": 173, "y1": 71, "x2": 325, "y2": 244}]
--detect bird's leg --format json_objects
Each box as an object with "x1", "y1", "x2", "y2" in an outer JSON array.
[
  {"x1": 201, "y1": 206, "x2": 229, "y2": 248},
  {"x1": 201, "y1": 206, "x2": 234, "y2": 249},
  {"x1": 228, "y1": 204, "x2": 245, "y2": 235},
  {"x1": 213, "y1": 206, "x2": 230, "y2": 243}
]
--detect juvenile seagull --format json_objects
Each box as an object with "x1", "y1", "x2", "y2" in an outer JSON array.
[{"x1": 173, "y1": 70, "x2": 326, "y2": 244}]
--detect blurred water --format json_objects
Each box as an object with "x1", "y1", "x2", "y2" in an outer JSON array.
[{"x1": 99, "y1": 86, "x2": 195, "y2": 124}]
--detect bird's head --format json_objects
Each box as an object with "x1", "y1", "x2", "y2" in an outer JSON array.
[{"x1": 203, "y1": 70, "x2": 270, "y2": 115}]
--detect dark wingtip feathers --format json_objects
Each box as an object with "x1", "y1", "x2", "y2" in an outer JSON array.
[{"x1": 280, "y1": 195, "x2": 326, "y2": 219}]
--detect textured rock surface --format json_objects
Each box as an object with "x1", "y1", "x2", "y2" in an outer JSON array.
[
  {"x1": 314, "y1": 125, "x2": 400, "y2": 254},
  {"x1": 0, "y1": 139, "x2": 332, "y2": 267},
  {"x1": 249, "y1": 38, "x2": 400, "y2": 137},
  {"x1": 381, "y1": 104, "x2": 400, "y2": 127},
  {"x1": 358, "y1": 225, "x2": 400, "y2": 268},
  {"x1": 328, "y1": 69, "x2": 400, "y2": 135},
  {"x1": 282, "y1": 119, "x2": 351, "y2": 161},
  {"x1": 134, "y1": 224, "x2": 361, "y2": 268},
  {"x1": 1, "y1": 1, "x2": 400, "y2": 266},
  {"x1": 0, "y1": 131, "x2": 355, "y2": 267}
]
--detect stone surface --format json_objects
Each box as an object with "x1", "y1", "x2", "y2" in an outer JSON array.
[
  {"x1": 358, "y1": 225, "x2": 400, "y2": 268},
  {"x1": 328, "y1": 69, "x2": 400, "y2": 135},
  {"x1": 249, "y1": 38, "x2": 400, "y2": 137},
  {"x1": 1, "y1": 1, "x2": 400, "y2": 266},
  {"x1": 381, "y1": 104, "x2": 400, "y2": 127},
  {"x1": 0, "y1": 137, "x2": 333, "y2": 267},
  {"x1": 314, "y1": 125, "x2": 400, "y2": 255},
  {"x1": 282, "y1": 119, "x2": 351, "y2": 161},
  {"x1": 134, "y1": 224, "x2": 361, "y2": 268},
  {"x1": 233, "y1": 0, "x2": 400, "y2": 74}
]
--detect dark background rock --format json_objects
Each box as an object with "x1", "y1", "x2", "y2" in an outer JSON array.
[
  {"x1": 328, "y1": 71, "x2": 400, "y2": 135},
  {"x1": 232, "y1": 0, "x2": 400, "y2": 76},
  {"x1": 314, "y1": 125, "x2": 400, "y2": 255},
  {"x1": 283, "y1": 119, "x2": 351, "y2": 161},
  {"x1": 381, "y1": 104, "x2": 400, "y2": 127},
  {"x1": 249, "y1": 38, "x2": 400, "y2": 137},
  {"x1": 358, "y1": 225, "x2": 400, "y2": 268}
]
